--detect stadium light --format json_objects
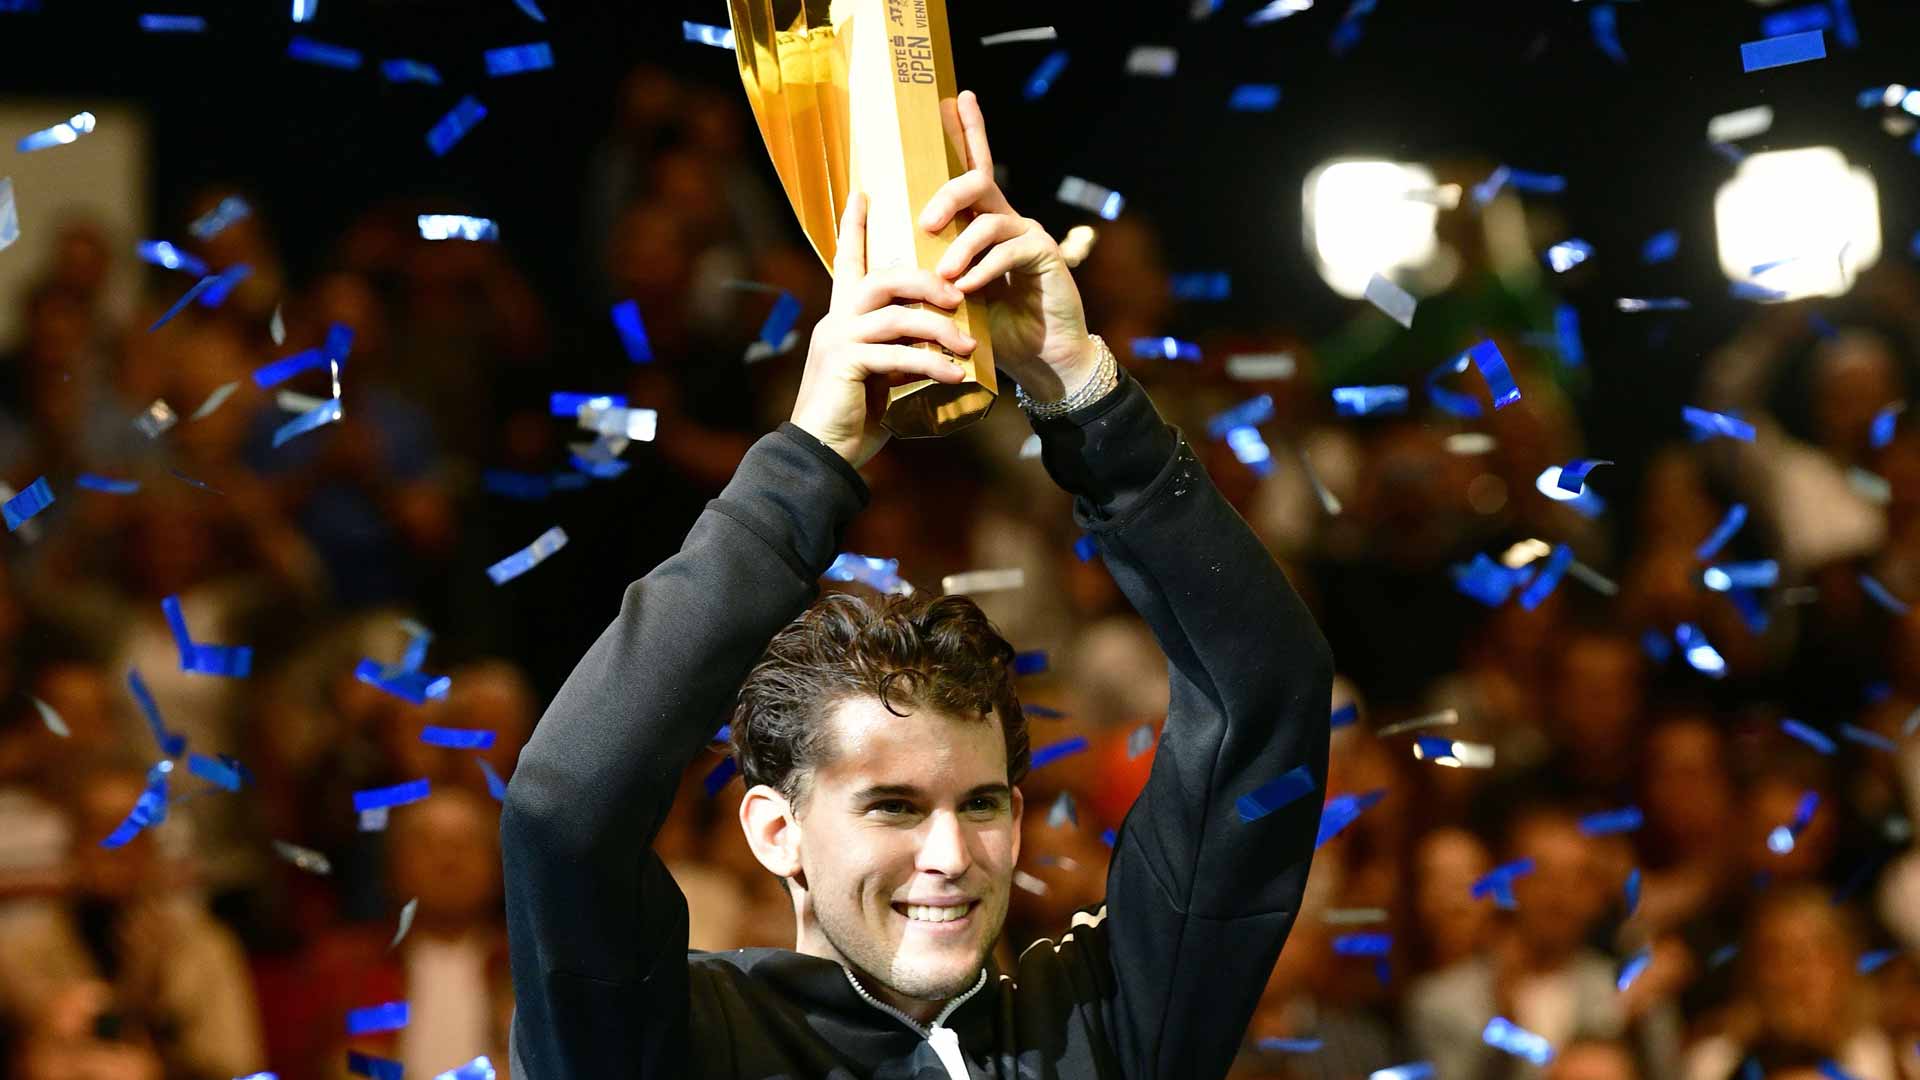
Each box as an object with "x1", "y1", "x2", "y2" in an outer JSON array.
[
  {"x1": 1304, "y1": 158, "x2": 1441, "y2": 300},
  {"x1": 1715, "y1": 147, "x2": 1880, "y2": 302}
]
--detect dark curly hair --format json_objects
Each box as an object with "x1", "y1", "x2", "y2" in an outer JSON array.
[{"x1": 729, "y1": 591, "x2": 1030, "y2": 811}]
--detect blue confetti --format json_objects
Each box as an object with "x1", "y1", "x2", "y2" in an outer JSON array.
[
  {"x1": 1331, "y1": 703, "x2": 1359, "y2": 729},
  {"x1": 1676, "y1": 623, "x2": 1727, "y2": 678},
  {"x1": 1858, "y1": 948, "x2": 1898, "y2": 974},
  {"x1": 1517, "y1": 545, "x2": 1574, "y2": 610},
  {"x1": 1317, "y1": 788, "x2": 1386, "y2": 848},
  {"x1": 1236, "y1": 765, "x2": 1317, "y2": 823},
  {"x1": 349, "y1": 1053, "x2": 405, "y2": 1080},
  {"x1": 346, "y1": 1001, "x2": 409, "y2": 1036},
  {"x1": 825, "y1": 552, "x2": 909, "y2": 594},
  {"x1": 1451, "y1": 553, "x2": 1532, "y2": 607},
  {"x1": 3, "y1": 476, "x2": 54, "y2": 531},
  {"x1": 478, "y1": 758, "x2": 508, "y2": 801},
  {"x1": 1371, "y1": 1063, "x2": 1435, "y2": 1080},
  {"x1": 1741, "y1": 30, "x2": 1825, "y2": 72},
  {"x1": 1333, "y1": 932, "x2": 1391, "y2": 957},
  {"x1": 1100, "y1": 827, "x2": 1116, "y2": 847},
  {"x1": 1762, "y1": 4, "x2": 1833, "y2": 36},
  {"x1": 1871, "y1": 402, "x2": 1904, "y2": 449},
  {"x1": 1710, "y1": 944, "x2": 1740, "y2": 969},
  {"x1": 76, "y1": 473, "x2": 139, "y2": 495},
  {"x1": 682, "y1": 20, "x2": 734, "y2": 49},
  {"x1": 759, "y1": 291, "x2": 803, "y2": 348},
  {"x1": 137, "y1": 240, "x2": 207, "y2": 277},
  {"x1": 1590, "y1": 3, "x2": 1626, "y2": 64},
  {"x1": 1014, "y1": 651, "x2": 1049, "y2": 675},
  {"x1": 1023, "y1": 705, "x2": 1066, "y2": 721},
  {"x1": 148, "y1": 276, "x2": 217, "y2": 331},
  {"x1": 1471, "y1": 166, "x2": 1512, "y2": 207},
  {"x1": 1171, "y1": 271, "x2": 1233, "y2": 301},
  {"x1": 100, "y1": 761, "x2": 172, "y2": 848},
  {"x1": 426, "y1": 96, "x2": 487, "y2": 157},
  {"x1": 196, "y1": 263, "x2": 252, "y2": 309},
  {"x1": 353, "y1": 779, "x2": 431, "y2": 813},
  {"x1": 253, "y1": 348, "x2": 327, "y2": 389},
  {"x1": 612, "y1": 300, "x2": 653, "y2": 363},
  {"x1": 1697, "y1": 504, "x2": 1749, "y2": 561},
  {"x1": 1463, "y1": 340, "x2": 1520, "y2": 409},
  {"x1": 187, "y1": 196, "x2": 249, "y2": 240},
  {"x1": 1625, "y1": 867, "x2": 1642, "y2": 916},
  {"x1": 380, "y1": 58, "x2": 441, "y2": 84},
  {"x1": 1579, "y1": 806, "x2": 1645, "y2": 836},
  {"x1": 1617, "y1": 948, "x2": 1653, "y2": 992},
  {"x1": 0, "y1": 179, "x2": 14, "y2": 252},
  {"x1": 1131, "y1": 336, "x2": 1202, "y2": 363},
  {"x1": 1703, "y1": 560, "x2": 1778, "y2": 591},
  {"x1": 420, "y1": 726, "x2": 495, "y2": 750},
  {"x1": 513, "y1": 0, "x2": 546, "y2": 20},
  {"x1": 1555, "y1": 304, "x2": 1585, "y2": 366},
  {"x1": 1508, "y1": 169, "x2": 1567, "y2": 194},
  {"x1": 487, "y1": 525, "x2": 569, "y2": 585},
  {"x1": 1841, "y1": 723, "x2": 1896, "y2": 753},
  {"x1": 1259, "y1": 1038, "x2": 1324, "y2": 1053},
  {"x1": 1332, "y1": 385, "x2": 1410, "y2": 417},
  {"x1": 483, "y1": 470, "x2": 551, "y2": 501},
  {"x1": 1643, "y1": 229, "x2": 1680, "y2": 264},
  {"x1": 1860, "y1": 573, "x2": 1911, "y2": 616},
  {"x1": 1425, "y1": 354, "x2": 1482, "y2": 419},
  {"x1": 1072, "y1": 534, "x2": 1098, "y2": 563},
  {"x1": 1023, "y1": 48, "x2": 1069, "y2": 100},
  {"x1": 1642, "y1": 629, "x2": 1673, "y2": 663},
  {"x1": 1557, "y1": 458, "x2": 1611, "y2": 494},
  {"x1": 1546, "y1": 238, "x2": 1593, "y2": 273},
  {"x1": 272, "y1": 397, "x2": 343, "y2": 449},
  {"x1": 434, "y1": 1058, "x2": 496, "y2": 1080},
  {"x1": 484, "y1": 42, "x2": 553, "y2": 77},
  {"x1": 1228, "y1": 84, "x2": 1281, "y2": 112},
  {"x1": 138, "y1": 13, "x2": 205, "y2": 32},
  {"x1": 1832, "y1": 0, "x2": 1857, "y2": 48},
  {"x1": 1030, "y1": 737, "x2": 1088, "y2": 770},
  {"x1": 1683, "y1": 407, "x2": 1756, "y2": 443},
  {"x1": 1781, "y1": 719, "x2": 1836, "y2": 755},
  {"x1": 187, "y1": 752, "x2": 247, "y2": 792},
  {"x1": 287, "y1": 35, "x2": 362, "y2": 70},
  {"x1": 1225, "y1": 427, "x2": 1274, "y2": 475},
  {"x1": 354, "y1": 659, "x2": 450, "y2": 705},
  {"x1": 126, "y1": 669, "x2": 185, "y2": 756},
  {"x1": 16, "y1": 111, "x2": 94, "y2": 153},
  {"x1": 703, "y1": 756, "x2": 738, "y2": 797},
  {"x1": 549, "y1": 391, "x2": 626, "y2": 417},
  {"x1": 1727, "y1": 588, "x2": 1771, "y2": 635},
  {"x1": 1471, "y1": 858, "x2": 1534, "y2": 909},
  {"x1": 417, "y1": 215, "x2": 498, "y2": 242},
  {"x1": 1821, "y1": 1061, "x2": 1861, "y2": 1080},
  {"x1": 1483, "y1": 1017, "x2": 1555, "y2": 1066}
]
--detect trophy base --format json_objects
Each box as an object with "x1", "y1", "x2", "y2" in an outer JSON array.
[{"x1": 883, "y1": 379, "x2": 997, "y2": 438}]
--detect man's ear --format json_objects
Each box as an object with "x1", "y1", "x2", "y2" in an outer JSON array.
[
  {"x1": 739, "y1": 783, "x2": 803, "y2": 882},
  {"x1": 1009, "y1": 785, "x2": 1024, "y2": 866}
]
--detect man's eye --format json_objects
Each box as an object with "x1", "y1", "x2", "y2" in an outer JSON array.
[
  {"x1": 966, "y1": 797, "x2": 1003, "y2": 814},
  {"x1": 871, "y1": 801, "x2": 913, "y2": 816}
]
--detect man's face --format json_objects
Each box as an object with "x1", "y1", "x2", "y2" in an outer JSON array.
[{"x1": 796, "y1": 696, "x2": 1022, "y2": 1003}]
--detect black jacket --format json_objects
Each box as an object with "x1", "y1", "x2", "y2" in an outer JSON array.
[{"x1": 503, "y1": 373, "x2": 1333, "y2": 1079}]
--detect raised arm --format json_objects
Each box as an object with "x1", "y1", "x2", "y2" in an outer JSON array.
[
  {"x1": 503, "y1": 189, "x2": 976, "y2": 1079},
  {"x1": 923, "y1": 90, "x2": 1332, "y2": 1079},
  {"x1": 1037, "y1": 373, "x2": 1332, "y2": 1080}
]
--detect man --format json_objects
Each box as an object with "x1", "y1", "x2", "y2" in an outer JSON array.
[{"x1": 504, "y1": 91, "x2": 1332, "y2": 1080}]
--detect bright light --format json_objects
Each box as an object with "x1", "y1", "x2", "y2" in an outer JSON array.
[
  {"x1": 1715, "y1": 147, "x2": 1881, "y2": 302},
  {"x1": 1305, "y1": 159, "x2": 1440, "y2": 299}
]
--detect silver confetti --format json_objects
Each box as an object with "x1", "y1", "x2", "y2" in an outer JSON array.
[
  {"x1": 1226, "y1": 352, "x2": 1297, "y2": 381},
  {"x1": 1376, "y1": 709, "x2": 1459, "y2": 737},
  {"x1": 272, "y1": 840, "x2": 332, "y2": 875},
  {"x1": 980, "y1": 26, "x2": 1057, "y2": 45},
  {"x1": 30, "y1": 695, "x2": 68, "y2": 737},
  {"x1": 188, "y1": 381, "x2": 241, "y2": 421},
  {"x1": 941, "y1": 568, "x2": 1025, "y2": 595},
  {"x1": 389, "y1": 897, "x2": 419, "y2": 949},
  {"x1": 133, "y1": 399, "x2": 178, "y2": 438}
]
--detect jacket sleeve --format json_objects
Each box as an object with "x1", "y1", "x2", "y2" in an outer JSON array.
[
  {"x1": 1031, "y1": 372, "x2": 1334, "y2": 1080},
  {"x1": 501, "y1": 423, "x2": 868, "y2": 1079}
]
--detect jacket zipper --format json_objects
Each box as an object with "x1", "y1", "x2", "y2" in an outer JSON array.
[{"x1": 841, "y1": 966, "x2": 987, "y2": 1080}]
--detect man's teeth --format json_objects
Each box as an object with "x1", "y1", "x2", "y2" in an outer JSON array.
[{"x1": 904, "y1": 903, "x2": 969, "y2": 923}]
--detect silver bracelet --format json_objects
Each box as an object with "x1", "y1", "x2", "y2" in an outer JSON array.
[{"x1": 1013, "y1": 336, "x2": 1119, "y2": 420}]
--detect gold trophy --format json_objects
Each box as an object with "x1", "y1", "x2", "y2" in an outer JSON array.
[{"x1": 726, "y1": 0, "x2": 997, "y2": 438}]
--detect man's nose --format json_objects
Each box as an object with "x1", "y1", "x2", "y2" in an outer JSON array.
[{"x1": 915, "y1": 810, "x2": 974, "y2": 878}]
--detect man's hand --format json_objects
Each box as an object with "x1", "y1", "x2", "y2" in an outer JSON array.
[
  {"x1": 919, "y1": 89, "x2": 1100, "y2": 404},
  {"x1": 792, "y1": 192, "x2": 974, "y2": 469}
]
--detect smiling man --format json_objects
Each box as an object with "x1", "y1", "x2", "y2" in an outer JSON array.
[{"x1": 503, "y1": 92, "x2": 1333, "y2": 1080}]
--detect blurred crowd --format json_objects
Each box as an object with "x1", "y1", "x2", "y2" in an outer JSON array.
[{"x1": 5, "y1": 61, "x2": 1920, "y2": 1080}]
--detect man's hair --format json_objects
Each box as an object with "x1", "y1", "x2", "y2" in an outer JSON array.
[{"x1": 730, "y1": 591, "x2": 1030, "y2": 810}]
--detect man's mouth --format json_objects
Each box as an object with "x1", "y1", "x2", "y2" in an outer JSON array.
[{"x1": 893, "y1": 900, "x2": 978, "y2": 924}]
